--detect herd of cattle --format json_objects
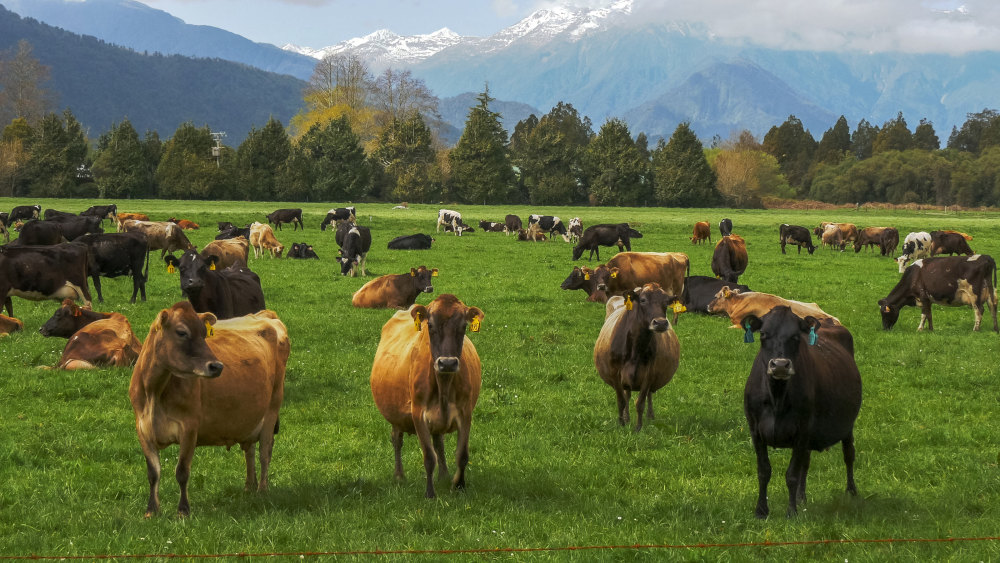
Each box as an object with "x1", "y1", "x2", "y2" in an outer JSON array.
[{"x1": 0, "y1": 203, "x2": 997, "y2": 519}]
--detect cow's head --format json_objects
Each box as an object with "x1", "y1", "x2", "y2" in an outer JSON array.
[
  {"x1": 877, "y1": 298, "x2": 902, "y2": 330},
  {"x1": 410, "y1": 266, "x2": 437, "y2": 294},
  {"x1": 560, "y1": 266, "x2": 590, "y2": 291},
  {"x1": 744, "y1": 306, "x2": 822, "y2": 380},
  {"x1": 571, "y1": 243, "x2": 586, "y2": 260},
  {"x1": 178, "y1": 250, "x2": 212, "y2": 293},
  {"x1": 706, "y1": 286, "x2": 741, "y2": 315},
  {"x1": 411, "y1": 294, "x2": 483, "y2": 376},
  {"x1": 592, "y1": 265, "x2": 613, "y2": 292},
  {"x1": 623, "y1": 283, "x2": 675, "y2": 333},
  {"x1": 39, "y1": 299, "x2": 87, "y2": 338},
  {"x1": 148, "y1": 301, "x2": 222, "y2": 379}
]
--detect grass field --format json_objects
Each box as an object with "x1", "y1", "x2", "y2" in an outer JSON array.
[{"x1": 1, "y1": 197, "x2": 999, "y2": 561}]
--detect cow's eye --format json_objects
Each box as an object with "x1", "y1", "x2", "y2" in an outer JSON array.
[{"x1": 175, "y1": 329, "x2": 189, "y2": 339}]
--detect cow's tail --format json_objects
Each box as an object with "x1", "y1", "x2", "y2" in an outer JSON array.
[
  {"x1": 274, "y1": 417, "x2": 280, "y2": 435},
  {"x1": 142, "y1": 240, "x2": 150, "y2": 284}
]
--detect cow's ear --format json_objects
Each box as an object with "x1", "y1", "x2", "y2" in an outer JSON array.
[
  {"x1": 198, "y1": 312, "x2": 218, "y2": 327},
  {"x1": 722, "y1": 287, "x2": 733, "y2": 299},
  {"x1": 466, "y1": 307, "x2": 484, "y2": 332},
  {"x1": 411, "y1": 305, "x2": 428, "y2": 332},
  {"x1": 610, "y1": 267, "x2": 619, "y2": 279},
  {"x1": 800, "y1": 316, "x2": 820, "y2": 345},
  {"x1": 410, "y1": 268, "x2": 417, "y2": 277},
  {"x1": 152, "y1": 309, "x2": 170, "y2": 332},
  {"x1": 742, "y1": 315, "x2": 763, "y2": 341},
  {"x1": 431, "y1": 268, "x2": 439, "y2": 277}
]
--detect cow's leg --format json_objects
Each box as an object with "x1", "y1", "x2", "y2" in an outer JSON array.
[
  {"x1": 785, "y1": 447, "x2": 810, "y2": 517},
  {"x1": 613, "y1": 383, "x2": 629, "y2": 426},
  {"x1": 359, "y1": 254, "x2": 368, "y2": 277},
  {"x1": 3, "y1": 296, "x2": 12, "y2": 318},
  {"x1": 645, "y1": 392, "x2": 655, "y2": 420},
  {"x1": 92, "y1": 274, "x2": 104, "y2": 303},
  {"x1": 842, "y1": 431, "x2": 858, "y2": 496},
  {"x1": 781, "y1": 241, "x2": 786, "y2": 254},
  {"x1": 973, "y1": 301, "x2": 984, "y2": 331},
  {"x1": 452, "y1": 413, "x2": 471, "y2": 491},
  {"x1": 411, "y1": 409, "x2": 437, "y2": 498},
  {"x1": 257, "y1": 421, "x2": 276, "y2": 492},
  {"x1": 918, "y1": 299, "x2": 933, "y2": 331},
  {"x1": 391, "y1": 427, "x2": 406, "y2": 481},
  {"x1": 241, "y1": 442, "x2": 258, "y2": 491},
  {"x1": 432, "y1": 433, "x2": 449, "y2": 480},
  {"x1": 796, "y1": 450, "x2": 811, "y2": 505},
  {"x1": 175, "y1": 431, "x2": 197, "y2": 517},
  {"x1": 751, "y1": 432, "x2": 771, "y2": 519},
  {"x1": 989, "y1": 291, "x2": 999, "y2": 332},
  {"x1": 139, "y1": 439, "x2": 162, "y2": 518},
  {"x1": 634, "y1": 385, "x2": 652, "y2": 432}
]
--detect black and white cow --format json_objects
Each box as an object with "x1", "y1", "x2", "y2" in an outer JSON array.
[
  {"x1": 719, "y1": 218, "x2": 733, "y2": 238},
  {"x1": 320, "y1": 207, "x2": 357, "y2": 231},
  {"x1": 436, "y1": 209, "x2": 464, "y2": 236},
  {"x1": 879, "y1": 254, "x2": 998, "y2": 332},
  {"x1": 387, "y1": 233, "x2": 434, "y2": 250},
  {"x1": 74, "y1": 232, "x2": 150, "y2": 303},
  {"x1": 336, "y1": 222, "x2": 372, "y2": 276},
  {"x1": 528, "y1": 214, "x2": 570, "y2": 242},
  {"x1": 478, "y1": 220, "x2": 505, "y2": 232},
  {"x1": 779, "y1": 224, "x2": 815, "y2": 255},
  {"x1": 896, "y1": 231, "x2": 932, "y2": 273},
  {"x1": 9, "y1": 205, "x2": 41, "y2": 223},
  {"x1": 568, "y1": 217, "x2": 583, "y2": 244},
  {"x1": 0, "y1": 242, "x2": 93, "y2": 317}
]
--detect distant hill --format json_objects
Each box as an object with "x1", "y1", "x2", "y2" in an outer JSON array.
[{"x1": 0, "y1": 5, "x2": 306, "y2": 143}]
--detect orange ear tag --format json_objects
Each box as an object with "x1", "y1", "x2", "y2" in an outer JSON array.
[
  {"x1": 470, "y1": 317, "x2": 481, "y2": 332},
  {"x1": 72, "y1": 309, "x2": 81, "y2": 317},
  {"x1": 167, "y1": 264, "x2": 175, "y2": 274},
  {"x1": 205, "y1": 322, "x2": 214, "y2": 337},
  {"x1": 625, "y1": 295, "x2": 633, "y2": 311},
  {"x1": 414, "y1": 312, "x2": 422, "y2": 332}
]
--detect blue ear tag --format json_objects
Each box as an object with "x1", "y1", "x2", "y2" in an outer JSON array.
[
  {"x1": 743, "y1": 321, "x2": 754, "y2": 343},
  {"x1": 808, "y1": 326, "x2": 818, "y2": 346}
]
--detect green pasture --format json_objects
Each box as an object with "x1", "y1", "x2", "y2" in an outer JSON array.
[{"x1": 1, "y1": 198, "x2": 999, "y2": 561}]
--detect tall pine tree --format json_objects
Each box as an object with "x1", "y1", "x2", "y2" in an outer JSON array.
[
  {"x1": 583, "y1": 118, "x2": 649, "y2": 206},
  {"x1": 652, "y1": 122, "x2": 720, "y2": 207},
  {"x1": 447, "y1": 86, "x2": 515, "y2": 204}
]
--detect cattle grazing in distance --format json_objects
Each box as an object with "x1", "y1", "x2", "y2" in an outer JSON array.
[
  {"x1": 287, "y1": 242, "x2": 319, "y2": 259},
  {"x1": 719, "y1": 218, "x2": 733, "y2": 237},
  {"x1": 9, "y1": 204, "x2": 41, "y2": 222},
  {"x1": 437, "y1": 209, "x2": 464, "y2": 236},
  {"x1": 879, "y1": 227, "x2": 899, "y2": 256},
  {"x1": 708, "y1": 287, "x2": 840, "y2": 328},
  {"x1": 54, "y1": 311, "x2": 142, "y2": 370},
  {"x1": 201, "y1": 237, "x2": 251, "y2": 269},
  {"x1": 568, "y1": 217, "x2": 583, "y2": 244},
  {"x1": 572, "y1": 223, "x2": 641, "y2": 261},
  {"x1": 681, "y1": 275, "x2": 751, "y2": 313},
  {"x1": 879, "y1": 254, "x2": 998, "y2": 332},
  {"x1": 528, "y1": 214, "x2": 570, "y2": 242},
  {"x1": 743, "y1": 306, "x2": 862, "y2": 518},
  {"x1": 80, "y1": 204, "x2": 118, "y2": 224},
  {"x1": 353, "y1": 266, "x2": 438, "y2": 309},
  {"x1": 1, "y1": 313, "x2": 23, "y2": 336},
  {"x1": 516, "y1": 228, "x2": 546, "y2": 242},
  {"x1": 320, "y1": 207, "x2": 357, "y2": 231},
  {"x1": 478, "y1": 220, "x2": 506, "y2": 233},
  {"x1": 592, "y1": 251, "x2": 689, "y2": 324},
  {"x1": 712, "y1": 234, "x2": 749, "y2": 283},
  {"x1": 820, "y1": 224, "x2": 846, "y2": 251},
  {"x1": 74, "y1": 232, "x2": 150, "y2": 303},
  {"x1": 39, "y1": 299, "x2": 115, "y2": 337},
  {"x1": 779, "y1": 224, "x2": 815, "y2": 255},
  {"x1": 929, "y1": 230, "x2": 974, "y2": 257},
  {"x1": 691, "y1": 221, "x2": 711, "y2": 245},
  {"x1": 44, "y1": 209, "x2": 77, "y2": 220},
  {"x1": 854, "y1": 227, "x2": 890, "y2": 253},
  {"x1": 122, "y1": 220, "x2": 195, "y2": 257},
  {"x1": 0, "y1": 243, "x2": 93, "y2": 317},
  {"x1": 815, "y1": 222, "x2": 858, "y2": 248},
  {"x1": 388, "y1": 233, "x2": 434, "y2": 250},
  {"x1": 249, "y1": 222, "x2": 285, "y2": 258},
  {"x1": 168, "y1": 217, "x2": 200, "y2": 230},
  {"x1": 370, "y1": 294, "x2": 483, "y2": 498},
  {"x1": 216, "y1": 223, "x2": 252, "y2": 241},
  {"x1": 265, "y1": 208, "x2": 303, "y2": 231},
  {"x1": 129, "y1": 303, "x2": 289, "y2": 517},
  {"x1": 503, "y1": 214, "x2": 523, "y2": 235},
  {"x1": 560, "y1": 266, "x2": 608, "y2": 303},
  {"x1": 593, "y1": 283, "x2": 680, "y2": 431},
  {"x1": 896, "y1": 231, "x2": 932, "y2": 272},
  {"x1": 336, "y1": 222, "x2": 372, "y2": 276},
  {"x1": 177, "y1": 250, "x2": 266, "y2": 320}
]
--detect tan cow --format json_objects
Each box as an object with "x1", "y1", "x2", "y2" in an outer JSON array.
[
  {"x1": 691, "y1": 221, "x2": 711, "y2": 245},
  {"x1": 57, "y1": 313, "x2": 142, "y2": 370},
  {"x1": 815, "y1": 222, "x2": 858, "y2": 247},
  {"x1": 594, "y1": 284, "x2": 680, "y2": 431},
  {"x1": 352, "y1": 266, "x2": 438, "y2": 309},
  {"x1": 201, "y1": 236, "x2": 250, "y2": 269},
  {"x1": 129, "y1": 303, "x2": 289, "y2": 517},
  {"x1": 854, "y1": 226, "x2": 891, "y2": 253},
  {"x1": 122, "y1": 220, "x2": 195, "y2": 257},
  {"x1": 370, "y1": 294, "x2": 483, "y2": 498},
  {"x1": 0, "y1": 314, "x2": 22, "y2": 336},
  {"x1": 592, "y1": 252, "x2": 689, "y2": 323},
  {"x1": 249, "y1": 222, "x2": 284, "y2": 258},
  {"x1": 707, "y1": 287, "x2": 840, "y2": 328},
  {"x1": 820, "y1": 224, "x2": 845, "y2": 251}
]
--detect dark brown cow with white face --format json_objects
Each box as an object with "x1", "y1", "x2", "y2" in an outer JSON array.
[
  {"x1": 743, "y1": 306, "x2": 862, "y2": 518},
  {"x1": 352, "y1": 266, "x2": 438, "y2": 309},
  {"x1": 879, "y1": 254, "x2": 998, "y2": 332},
  {"x1": 370, "y1": 294, "x2": 483, "y2": 498},
  {"x1": 711, "y1": 235, "x2": 748, "y2": 284},
  {"x1": 593, "y1": 283, "x2": 680, "y2": 431}
]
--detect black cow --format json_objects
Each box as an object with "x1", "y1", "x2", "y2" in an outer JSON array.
[
  {"x1": 559, "y1": 266, "x2": 607, "y2": 303},
  {"x1": 479, "y1": 220, "x2": 505, "y2": 232},
  {"x1": 743, "y1": 306, "x2": 861, "y2": 518},
  {"x1": 930, "y1": 230, "x2": 974, "y2": 257},
  {"x1": 80, "y1": 204, "x2": 118, "y2": 223},
  {"x1": 43, "y1": 209, "x2": 77, "y2": 220},
  {"x1": 216, "y1": 225, "x2": 251, "y2": 240},
  {"x1": 879, "y1": 254, "x2": 998, "y2": 332},
  {"x1": 0, "y1": 243, "x2": 93, "y2": 317},
  {"x1": 10, "y1": 205, "x2": 41, "y2": 222},
  {"x1": 336, "y1": 222, "x2": 372, "y2": 276},
  {"x1": 0, "y1": 212, "x2": 8, "y2": 227},
  {"x1": 74, "y1": 232, "x2": 149, "y2": 303},
  {"x1": 387, "y1": 233, "x2": 433, "y2": 250},
  {"x1": 719, "y1": 218, "x2": 733, "y2": 237},
  {"x1": 681, "y1": 275, "x2": 751, "y2": 313},
  {"x1": 779, "y1": 224, "x2": 815, "y2": 255},
  {"x1": 320, "y1": 207, "x2": 357, "y2": 231},
  {"x1": 177, "y1": 250, "x2": 265, "y2": 320},
  {"x1": 46, "y1": 215, "x2": 104, "y2": 240},
  {"x1": 528, "y1": 214, "x2": 569, "y2": 242},
  {"x1": 39, "y1": 299, "x2": 113, "y2": 338},
  {"x1": 504, "y1": 214, "x2": 522, "y2": 235},
  {"x1": 265, "y1": 208, "x2": 303, "y2": 231},
  {"x1": 15, "y1": 220, "x2": 66, "y2": 245},
  {"x1": 572, "y1": 223, "x2": 642, "y2": 261},
  {"x1": 288, "y1": 242, "x2": 319, "y2": 259}
]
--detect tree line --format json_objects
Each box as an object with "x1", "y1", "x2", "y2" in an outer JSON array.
[{"x1": 2, "y1": 42, "x2": 1000, "y2": 208}]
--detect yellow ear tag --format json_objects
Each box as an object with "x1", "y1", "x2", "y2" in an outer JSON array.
[
  {"x1": 611, "y1": 271, "x2": 618, "y2": 279},
  {"x1": 470, "y1": 317, "x2": 481, "y2": 332},
  {"x1": 209, "y1": 262, "x2": 216, "y2": 271},
  {"x1": 625, "y1": 295, "x2": 633, "y2": 311},
  {"x1": 410, "y1": 270, "x2": 416, "y2": 277},
  {"x1": 584, "y1": 273, "x2": 590, "y2": 280},
  {"x1": 414, "y1": 312, "x2": 422, "y2": 332},
  {"x1": 167, "y1": 264, "x2": 175, "y2": 274},
  {"x1": 672, "y1": 301, "x2": 687, "y2": 314},
  {"x1": 431, "y1": 270, "x2": 438, "y2": 277},
  {"x1": 205, "y1": 322, "x2": 214, "y2": 337}
]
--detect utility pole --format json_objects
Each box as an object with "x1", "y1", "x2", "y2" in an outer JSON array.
[{"x1": 211, "y1": 131, "x2": 226, "y2": 168}]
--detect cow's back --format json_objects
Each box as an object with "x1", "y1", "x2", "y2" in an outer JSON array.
[
  {"x1": 609, "y1": 252, "x2": 687, "y2": 297},
  {"x1": 58, "y1": 313, "x2": 141, "y2": 369},
  {"x1": 353, "y1": 274, "x2": 406, "y2": 308}
]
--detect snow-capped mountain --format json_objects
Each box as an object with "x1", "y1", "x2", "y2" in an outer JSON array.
[{"x1": 284, "y1": 28, "x2": 469, "y2": 67}]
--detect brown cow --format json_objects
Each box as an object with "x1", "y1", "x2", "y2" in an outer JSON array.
[
  {"x1": 352, "y1": 266, "x2": 438, "y2": 309},
  {"x1": 168, "y1": 218, "x2": 200, "y2": 230},
  {"x1": 56, "y1": 313, "x2": 142, "y2": 370},
  {"x1": 250, "y1": 222, "x2": 284, "y2": 258},
  {"x1": 560, "y1": 266, "x2": 608, "y2": 303},
  {"x1": 129, "y1": 304, "x2": 289, "y2": 517},
  {"x1": 711, "y1": 234, "x2": 748, "y2": 283},
  {"x1": 0, "y1": 313, "x2": 22, "y2": 336},
  {"x1": 122, "y1": 220, "x2": 195, "y2": 257},
  {"x1": 118, "y1": 212, "x2": 149, "y2": 222},
  {"x1": 39, "y1": 299, "x2": 114, "y2": 338},
  {"x1": 593, "y1": 252, "x2": 689, "y2": 323},
  {"x1": 854, "y1": 227, "x2": 890, "y2": 253},
  {"x1": 815, "y1": 222, "x2": 857, "y2": 247},
  {"x1": 691, "y1": 221, "x2": 711, "y2": 245},
  {"x1": 593, "y1": 284, "x2": 680, "y2": 431},
  {"x1": 370, "y1": 294, "x2": 483, "y2": 498},
  {"x1": 200, "y1": 237, "x2": 250, "y2": 270},
  {"x1": 707, "y1": 287, "x2": 840, "y2": 328}
]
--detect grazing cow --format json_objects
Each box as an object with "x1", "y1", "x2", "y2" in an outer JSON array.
[
  {"x1": 691, "y1": 221, "x2": 711, "y2": 245},
  {"x1": 896, "y1": 231, "x2": 933, "y2": 273},
  {"x1": 249, "y1": 222, "x2": 285, "y2": 259},
  {"x1": 528, "y1": 214, "x2": 570, "y2": 242},
  {"x1": 44, "y1": 209, "x2": 77, "y2": 220},
  {"x1": 516, "y1": 226, "x2": 546, "y2": 241},
  {"x1": 707, "y1": 287, "x2": 840, "y2": 328},
  {"x1": 779, "y1": 224, "x2": 815, "y2": 255},
  {"x1": 265, "y1": 208, "x2": 303, "y2": 231},
  {"x1": 503, "y1": 214, "x2": 522, "y2": 235},
  {"x1": 568, "y1": 217, "x2": 583, "y2": 244},
  {"x1": 593, "y1": 283, "x2": 680, "y2": 431},
  {"x1": 287, "y1": 242, "x2": 319, "y2": 259},
  {"x1": 743, "y1": 306, "x2": 862, "y2": 518},
  {"x1": 930, "y1": 230, "x2": 974, "y2": 257},
  {"x1": 0, "y1": 243, "x2": 92, "y2": 317},
  {"x1": 854, "y1": 227, "x2": 890, "y2": 253},
  {"x1": 118, "y1": 212, "x2": 149, "y2": 223},
  {"x1": 0, "y1": 313, "x2": 23, "y2": 336},
  {"x1": 320, "y1": 207, "x2": 357, "y2": 231},
  {"x1": 216, "y1": 224, "x2": 251, "y2": 241},
  {"x1": 572, "y1": 223, "x2": 640, "y2": 261},
  {"x1": 443, "y1": 221, "x2": 474, "y2": 233},
  {"x1": 353, "y1": 266, "x2": 438, "y2": 309},
  {"x1": 55, "y1": 311, "x2": 142, "y2": 370},
  {"x1": 719, "y1": 218, "x2": 733, "y2": 237},
  {"x1": 39, "y1": 299, "x2": 114, "y2": 337},
  {"x1": 820, "y1": 224, "x2": 846, "y2": 251},
  {"x1": 712, "y1": 235, "x2": 749, "y2": 283},
  {"x1": 15, "y1": 220, "x2": 67, "y2": 245},
  {"x1": 129, "y1": 303, "x2": 289, "y2": 517},
  {"x1": 592, "y1": 252, "x2": 689, "y2": 324},
  {"x1": 370, "y1": 294, "x2": 483, "y2": 498},
  {"x1": 388, "y1": 233, "x2": 434, "y2": 250},
  {"x1": 75, "y1": 232, "x2": 150, "y2": 303},
  {"x1": 436, "y1": 209, "x2": 464, "y2": 236},
  {"x1": 81, "y1": 204, "x2": 118, "y2": 223},
  {"x1": 879, "y1": 254, "x2": 998, "y2": 332},
  {"x1": 560, "y1": 266, "x2": 608, "y2": 303},
  {"x1": 336, "y1": 222, "x2": 372, "y2": 276},
  {"x1": 201, "y1": 237, "x2": 250, "y2": 269},
  {"x1": 10, "y1": 204, "x2": 41, "y2": 222},
  {"x1": 122, "y1": 220, "x2": 195, "y2": 257},
  {"x1": 177, "y1": 250, "x2": 266, "y2": 320},
  {"x1": 681, "y1": 275, "x2": 751, "y2": 313},
  {"x1": 879, "y1": 227, "x2": 900, "y2": 256},
  {"x1": 168, "y1": 217, "x2": 200, "y2": 230},
  {"x1": 478, "y1": 220, "x2": 506, "y2": 233},
  {"x1": 815, "y1": 222, "x2": 858, "y2": 247},
  {"x1": 46, "y1": 215, "x2": 104, "y2": 240}
]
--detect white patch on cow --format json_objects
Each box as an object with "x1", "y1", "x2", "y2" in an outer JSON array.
[
  {"x1": 349, "y1": 227, "x2": 359, "y2": 236},
  {"x1": 913, "y1": 259, "x2": 924, "y2": 268},
  {"x1": 955, "y1": 279, "x2": 977, "y2": 307},
  {"x1": 917, "y1": 313, "x2": 927, "y2": 331},
  {"x1": 968, "y1": 254, "x2": 982, "y2": 261}
]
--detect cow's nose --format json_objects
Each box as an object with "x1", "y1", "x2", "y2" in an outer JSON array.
[
  {"x1": 597, "y1": 283, "x2": 607, "y2": 291},
  {"x1": 436, "y1": 357, "x2": 460, "y2": 373},
  {"x1": 649, "y1": 318, "x2": 669, "y2": 332},
  {"x1": 424, "y1": 286, "x2": 433, "y2": 293},
  {"x1": 767, "y1": 358, "x2": 793, "y2": 377},
  {"x1": 206, "y1": 361, "x2": 224, "y2": 378}
]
